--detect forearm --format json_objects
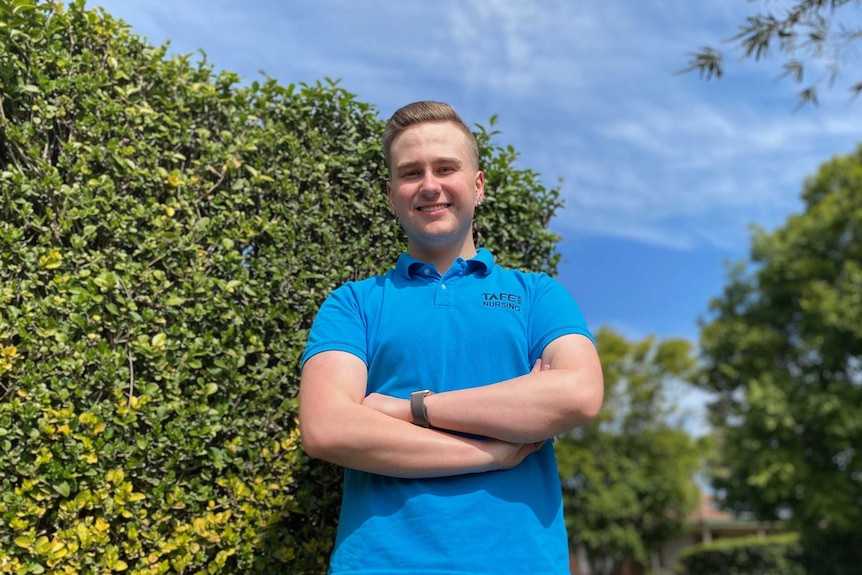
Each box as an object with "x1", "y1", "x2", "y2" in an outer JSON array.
[
  {"x1": 425, "y1": 368, "x2": 603, "y2": 443},
  {"x1": 364, "y1": 338, "x2": 604, "y2": 443},
  {"x1": 299, "y1": 350, "x2": 550, "y2": 478},
  {"x1": 425, "y1": 334, "x2": 605, "y2": 442},
  {"x1": 300, "y1": 399, "x2": 524, "y2": 479}
]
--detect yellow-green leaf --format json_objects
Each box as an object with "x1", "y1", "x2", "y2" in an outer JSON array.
[
  {"x1": 53, "y1": 482, "x2": 71, "y2": 497},
  {"x1": 151, "y1": 333, "x2": 167, "y2": 349},
  {"x1": 38, "y1": 249, "x2": 63, "y2": 270}
]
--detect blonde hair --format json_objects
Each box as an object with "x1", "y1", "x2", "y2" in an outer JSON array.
[{"x1": 382, "y1": 101, "x2": 479, "y2": 175}]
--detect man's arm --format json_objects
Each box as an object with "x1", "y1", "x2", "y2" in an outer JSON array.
[
  {"x1": 298, "y1": 350, "x2": 545, "y2": 478},
  {"x1": 363, "y1": 333, "x2": 603, "y2": 444}
]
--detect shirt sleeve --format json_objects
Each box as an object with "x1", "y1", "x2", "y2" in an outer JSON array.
[
  {"x1": 527, "y1": 273, "x2": 594, "y2": 364},
  {"x1": 301, "y1": 282, "x2": 369, "y2": 367}
]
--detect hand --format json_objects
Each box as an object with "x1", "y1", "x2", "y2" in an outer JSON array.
[
  {"x1": 362, "y1": 392, "x2": 411, "y2": 422},
  {"x1": 532, "y1": 358, "x2": 551, "y2": 373},
  {"x1": 481, "y1": 438, "x2": 547, "y2": 471},
  {"x1": 478, "y1": 360, "x2": 549, "y2": 469}
]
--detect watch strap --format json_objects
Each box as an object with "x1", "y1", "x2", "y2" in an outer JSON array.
[{"x1": 410, "y1": 390, "x2": 433, "y2": 428}]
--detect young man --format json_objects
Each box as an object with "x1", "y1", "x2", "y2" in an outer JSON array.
[{"x1": 299, "y1": 101, "x2": 603, "y2": 574}]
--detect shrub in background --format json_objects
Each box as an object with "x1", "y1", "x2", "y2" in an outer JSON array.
[
  {"x1": 675, "y1": 533, "x2": 803, "y2": 575},
  {"x1": 0, "y1": 1, "x2": 563, "y2": 572}
]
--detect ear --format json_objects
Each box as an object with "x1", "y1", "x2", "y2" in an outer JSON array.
[
  {"x1": 474, "y1": 171, "x2": 485, "y2": 205},
  {"x1": 386, "y1": 181, "x2": 395, "y2": 214}
]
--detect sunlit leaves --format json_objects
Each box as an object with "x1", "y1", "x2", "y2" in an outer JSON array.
[
  {"x1": 556, "y1": 328, "x2": 702, "y2": 573},
  {"x1": 698, "y1": 145, "x2": 862, "y2": 573},
  {"x1": 472, "y1": 117, "x2": 563, "y2": 275},
  {"x1": 0, "y1": 1, "x2": 565, "y2": 573}
]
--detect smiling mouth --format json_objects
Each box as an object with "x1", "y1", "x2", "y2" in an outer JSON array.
[{"x1": 417, "y1": 204, "x2": 450, "y2": 213}]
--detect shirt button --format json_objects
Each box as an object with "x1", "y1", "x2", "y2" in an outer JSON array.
[
  {"x1": 424, "y1": 269, "x2": 431, "y2": 275},
  {"x1": 441, "y1": 284, "x2": 447, "y2": 289}
]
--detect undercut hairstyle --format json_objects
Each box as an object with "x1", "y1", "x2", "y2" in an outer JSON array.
[{"x1": 382, "y1": 101, "x2": 479, "y2": 176}]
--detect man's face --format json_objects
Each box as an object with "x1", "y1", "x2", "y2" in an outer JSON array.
[{"x1": 386, "y1": 121, "x2": 484, "y2": 257}]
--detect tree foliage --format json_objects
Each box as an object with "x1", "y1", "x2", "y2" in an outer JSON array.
[
  {"x1": 676, "y1": 533, "x2": 804, "y2": 575},
  {"x1": 697, "y1": 145, "x2": 862, "y2": 575},
  {"x1": 683, "y1": 0, "x2": 862, "y2": 107},
  {"x1": 0, "y1": 1, "x2": 563, "y2": 573},
  {"x1": 473, "y1": 118, "x2": 563, "y2": 272},
  {"x1": 555, "y1": 327, "x2": 703, "y2": 575}
]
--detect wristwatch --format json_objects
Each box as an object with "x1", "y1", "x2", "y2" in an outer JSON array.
[{"x1": 410, "y1": 390, "x2": 433, "y2": 428}]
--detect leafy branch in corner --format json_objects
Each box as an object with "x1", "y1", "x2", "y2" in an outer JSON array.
[{"x1": 680, "y1": 0, "x2": 862, "y2": 107}]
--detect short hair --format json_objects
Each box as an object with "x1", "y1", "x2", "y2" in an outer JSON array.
[{"x1": 382, "y1": 101, "x2": 479, "y2": 175}]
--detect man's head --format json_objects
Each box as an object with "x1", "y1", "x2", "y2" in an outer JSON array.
[
  {"x1": 383, "y1": 101, "x2": 479, "y2": 176},
  {"x1": 383, "y1": 101, "x2": 485, "y2": 268}
]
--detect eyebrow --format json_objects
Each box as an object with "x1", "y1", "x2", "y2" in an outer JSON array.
[{"x1": 395, "y1": 157, "x2": 463, "y2": 171}]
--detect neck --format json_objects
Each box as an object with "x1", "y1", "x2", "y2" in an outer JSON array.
[{"x1": 408, "y1": 240, "x2": 478, "y2": 274}]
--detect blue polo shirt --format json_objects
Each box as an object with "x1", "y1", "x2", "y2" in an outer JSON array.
[{"x1": 302, "y1": 248, "x2": 593, "y2": 574}]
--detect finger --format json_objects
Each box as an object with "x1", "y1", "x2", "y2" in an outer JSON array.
[
  {"x1": 519, "y1": 440, "x2": 546, "y2": 463},
  {"x1": 531, "y1": 358, "x2": 543, "y2": 373}
]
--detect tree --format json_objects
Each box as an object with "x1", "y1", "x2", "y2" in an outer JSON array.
[
  {"x1": 677, "y1": 533, "x2": 805, "y2": 575},
  {"x1": 555, "y1": 327, "x2": 703, "y2": 575},
  {"x1": 683, "y1": 0, "x2": 862, "y2": 107},
  {"x1": 697, "y1": 145, "x2": 862, "y2": 575},
  {"x1": 0, "y1": 1, "x2": 563, "y2": 573}
]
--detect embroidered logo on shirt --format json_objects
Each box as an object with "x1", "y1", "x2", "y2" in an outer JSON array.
[{"x1": 482, "y1": 292, "x2": 522, "y2": 312}]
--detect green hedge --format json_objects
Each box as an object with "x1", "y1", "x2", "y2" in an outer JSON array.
[
  {"x1": 0, "y1": 1, "x2": 563, "y2": 573},
  {"x1": 675, "y1": 533, "x2": 803, "y2": 575}
]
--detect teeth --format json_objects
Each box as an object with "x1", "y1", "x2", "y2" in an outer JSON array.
[{"x1": 418, "y1": 204, "x2": 448, "y2": 212}]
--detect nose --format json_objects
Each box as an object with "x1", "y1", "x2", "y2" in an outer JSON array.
[{"x1": 419, "y1": 170, "x2": 441, "y2": 196}]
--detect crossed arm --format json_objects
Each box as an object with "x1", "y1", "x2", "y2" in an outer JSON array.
[{"x1": 298, "y1": 333, "x2": 603, "y2": 479}]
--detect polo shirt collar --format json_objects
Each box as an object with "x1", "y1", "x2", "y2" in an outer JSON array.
[
  {"x1": 469, "y1": 248, "x2": 495, "y2": 276},
  {"x1": 395, "y1": 248, "x2": 495, "y2": 279}
]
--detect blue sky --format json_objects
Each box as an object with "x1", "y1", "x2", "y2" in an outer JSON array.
[{"x1": 88, "y1": 1, "x2": 862, "y2": 430}]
